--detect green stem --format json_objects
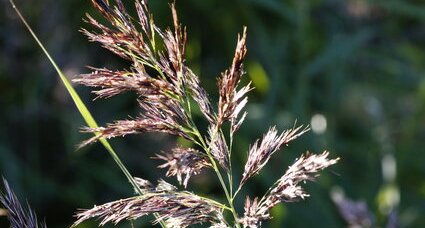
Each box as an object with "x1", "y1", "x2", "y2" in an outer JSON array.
[
  {"x1": 233, "y1": 185, "x2": 243, "y2": 201},
  {"x1": 228, "y1": 127, "x2": 234, "y2": 200}
]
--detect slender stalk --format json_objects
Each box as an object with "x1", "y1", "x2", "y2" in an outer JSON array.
[
  {"x1": 228, "y1": 127, "x2": 234, "y2": 199},
  {"x1": 233, "y1": 185, "x2": 243, "y2": 201}
]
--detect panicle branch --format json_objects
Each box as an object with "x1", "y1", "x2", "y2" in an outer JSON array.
[
  {"x1": 264, "y1": 151, "x2": 339, "y2": 205},
  {"x1": 217, "y1": 27, "x2": 250, "y2": 128},
  {"x1": 77, "y1": 0, "x2": 214, "y2": 150},
  {"x1": 240, "y1": 151, "x2": 339, "y2": 227},
  {"x1": 240, "y1": 125, "x2": 309, "y2": 186},
  {"x1": 72, "y1": 179, "x2": 227, "y2": 228},
  {"x1": 74, "y1": 67, "x2": 174, "y2": 99}
]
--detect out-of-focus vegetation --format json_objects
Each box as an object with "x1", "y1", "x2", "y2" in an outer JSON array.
[{"x1": 1, "y1": 0, "x2": 424, "y2": 227}]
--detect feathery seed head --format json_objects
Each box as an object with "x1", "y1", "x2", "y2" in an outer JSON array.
[
  {"x1": 217, "y1": 27, "x2": 250, "y2": 127},
  {"x1": 263, "y1": 151, "x2": 339, "y2": 208},
  {"x1": 73, "y1": 180, "x2": 227, "y2": 227},
  {"x1": 240, "y1": 125, "x2": 309, "y2": 186},
  {"x1": 75, "y1": 1, "x2": 340, "y2": 227}
]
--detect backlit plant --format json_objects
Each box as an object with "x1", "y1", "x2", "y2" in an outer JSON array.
[
  {"x1": 3, "y1": 0, "x2": 339, "y2": 227},
  {"x1": 70, "y1": 1, "x2": 339, "y2": 227}
]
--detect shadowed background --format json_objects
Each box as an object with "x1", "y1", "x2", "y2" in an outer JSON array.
[{"x1": 1, "y1": 0, "x2": 425, "y2": 227}]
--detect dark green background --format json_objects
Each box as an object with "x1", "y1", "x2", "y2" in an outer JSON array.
[{"x1": 1, "y1": 0, "x2": 424, "y2": 227}]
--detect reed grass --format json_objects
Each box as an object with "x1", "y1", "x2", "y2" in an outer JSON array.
[{"x1": 5, "y1": 0, "x2": 339, "y2": 227}]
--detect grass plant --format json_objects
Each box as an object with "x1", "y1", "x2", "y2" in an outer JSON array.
[{"x1": 4, "y1": 0, "x2": 339, "y2": 227}]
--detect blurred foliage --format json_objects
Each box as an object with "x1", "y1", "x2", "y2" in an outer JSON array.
[{"x1": 1, "y1": 0, "x2": 425, "y2": 227}]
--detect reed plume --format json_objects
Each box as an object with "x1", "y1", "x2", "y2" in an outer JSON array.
[{"x1": 73, "y1": 0, "x2": 339, "y2": 227}]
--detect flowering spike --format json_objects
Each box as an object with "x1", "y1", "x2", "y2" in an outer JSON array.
[
  {"x1": 72, "y1": 180, "x2": 227, "y2": 227},
  {"x1": 240, "y1": 125, "x2": 310, "y2": 186},
  {"x1": 264, "y1": 151, "x2": 339, "y2": 205},
  {"x1": 217, "y1": 27, "x2": 250, "y2": 128},
  {"x1": 79, "y1": 112, "x2": 192, "y2": 148},
  {"x1": 73, "y1": 67, "x2": 174, "y2": 99},
  {"x1": 239, "y1": 152, "x2": 338, "y2": 227}
]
